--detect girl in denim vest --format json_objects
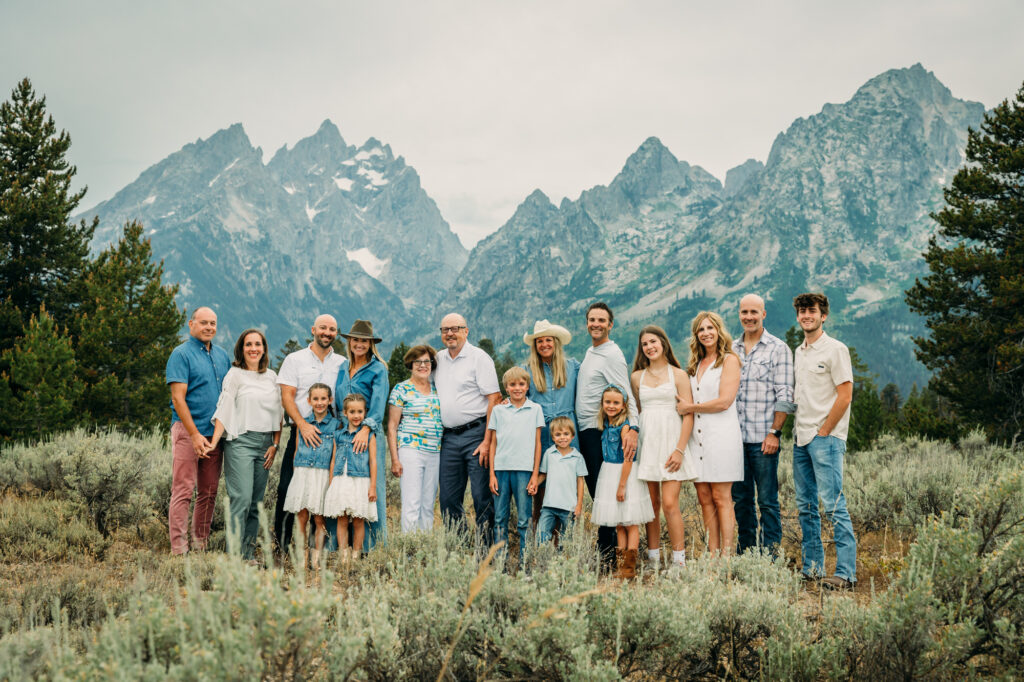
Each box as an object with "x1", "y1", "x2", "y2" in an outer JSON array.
[
  {"x1": 283, "y1": 383, "x2": 337, "y2": 569},
  {"x1": 590, "y1": 385, "x2": 654, "y2": 579},
  {"x1": 323, "y1": 393, "x2": 379, "y2": 563}
]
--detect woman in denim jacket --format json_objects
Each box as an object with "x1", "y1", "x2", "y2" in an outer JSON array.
[
  {"x1": 332, "y1": 320, "x2": 390, "y2": 552},
  {"x1": 282, "y1": 383, "x2": 338, "y2": 568}
]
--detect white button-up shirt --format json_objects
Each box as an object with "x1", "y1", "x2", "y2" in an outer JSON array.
[
  {"x1": 276, "y1": 345, "x2": 347, "y2": 419},
  {"x1": 434, "y1": 341, "x2": 500, "y2": 428},
  {"x1": 794, "y1": 331, "x2": 853, "y2": 446}
]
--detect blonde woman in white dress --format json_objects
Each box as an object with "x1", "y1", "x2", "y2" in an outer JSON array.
[
  {"x1": 677, "y1": 312, "x2": 744, "y2": 556},
  {"x1": 630, "y1": 325, "x2": 696, "y2": 573}
]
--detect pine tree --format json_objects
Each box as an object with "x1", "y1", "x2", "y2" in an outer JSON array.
[
  {"x1": 273, "y1": 338, "x2": 304, "y2": 372},
  {"x1": 0, "y1": 308, "x2": 83, "y2": 442},
  {"x1": 75, "y1": 221, "x2": 184, "y2": 431},
  {"x1": 0, "y1": 78, "x2": 96, "y2": 348},
  {"x1": 906, "y1": 80, "x2": 1024, "y2": 441},
  {"x1": 847, "y1": 347, "x2": 885, "y2": 451},
  {"x1": 387, "y1": 342, "x2": 411, "y2": 388}
]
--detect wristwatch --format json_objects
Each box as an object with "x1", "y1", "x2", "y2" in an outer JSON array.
[{"x1": 769, "y1": 429, "x2": 782, "y2": 438}]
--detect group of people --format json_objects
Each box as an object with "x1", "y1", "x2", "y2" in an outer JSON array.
[{"x1": 165, "y1": 291, "x2": 857, "y2": 589}]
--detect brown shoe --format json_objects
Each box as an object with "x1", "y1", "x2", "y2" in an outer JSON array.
[
  {"x1": 613, "y1": 549, "x2": 638, "y2": 580},
  {"x1": 821, "y1": 576, "x2": 854, "y2": 591}
]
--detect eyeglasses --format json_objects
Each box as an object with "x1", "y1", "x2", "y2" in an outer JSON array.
[
  {"x1": 439, "y1": 326, "x2": 466, "y2": 334},
  {"x1": 411, "y1": 359, "x2": 432, "y2": 366}
]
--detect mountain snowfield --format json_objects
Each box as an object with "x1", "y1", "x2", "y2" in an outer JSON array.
[{"x1": 80, "y1": 64, "x2": 982, "y2": 389}]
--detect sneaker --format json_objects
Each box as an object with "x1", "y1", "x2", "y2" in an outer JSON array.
[{"x1": 821, "y1": 576, "x2": 854, "y2": 591}]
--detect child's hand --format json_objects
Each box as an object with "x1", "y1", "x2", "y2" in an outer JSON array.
[
  {"x1": 574, "y1": 504, "x2": 583, "y2": 518},
  {"x1": 489, "y1": 476, "x2": 499, "y2": 495},
  {"x1": 368, "y1": 490, "x2": 377, "y2": 502},
  {"x1": 616, "y1": 484, "x2": 626, "y2": 503},
  {"x1": 527, "y1": 475, "x2": 538, "y2": 495}
]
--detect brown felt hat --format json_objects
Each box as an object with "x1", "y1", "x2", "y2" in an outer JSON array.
[{"x1": 341, "y1": 319, "x2": 382, "y2": 343}]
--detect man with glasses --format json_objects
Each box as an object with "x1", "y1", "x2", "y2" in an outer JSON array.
[{"x1": 435, "y1": 313, "x2": 502, "y2": 549}]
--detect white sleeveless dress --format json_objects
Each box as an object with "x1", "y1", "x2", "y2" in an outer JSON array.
[
  {"x1": 688, "y1": 363, "x2": 743, "y2": 483},
  {"x1": 636, "y1": 369, "x2": 698, "y2": 482}
]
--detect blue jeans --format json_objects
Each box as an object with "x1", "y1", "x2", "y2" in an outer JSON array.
[
  {"x1": 537, "y1": 507, "x2": 573, "y2": 544},
  {"x1": 793, "y1": 435, "x2": 857, "y2": 581},
  {"x1": 493, "y1": 470, "x2": 533, "y2": 565},
  {"x1": 732, "y1": 442, "x2": 782, "y2": 555}
]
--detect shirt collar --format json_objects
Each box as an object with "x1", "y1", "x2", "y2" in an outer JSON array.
[
  {"x1": 444, "y1": 341, "x2": 474, "y2": 362},
  {"x1": 188, "y1": 335, "x2": 212, "y2": 352},
  {"x1": 802, "y1": 330, "x2": 830, "y2": 350}
]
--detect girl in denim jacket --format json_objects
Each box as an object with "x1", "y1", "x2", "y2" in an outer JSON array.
[
  {"x1": 283, "y1": 383, "x2": 337, "y2": 569},
  {"x1": 590, "y1": 385, "x2": 654, "y2": 579},
  {"x1": 323, "y1": 394, "x2": 378, "y2": 562}
]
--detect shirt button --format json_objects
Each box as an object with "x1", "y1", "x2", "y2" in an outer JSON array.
[{"x1": 697, "y1": 429, "x2": 701, "y2": 433}]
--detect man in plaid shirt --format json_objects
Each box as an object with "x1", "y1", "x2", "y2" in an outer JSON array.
[{"x1": 731, "y1": 294, "x2": 796, "y2": 556}]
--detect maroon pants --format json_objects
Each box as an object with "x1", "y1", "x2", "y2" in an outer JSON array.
[{"x1": 169, "y1": 421, "x2": 223, "y2": 554}]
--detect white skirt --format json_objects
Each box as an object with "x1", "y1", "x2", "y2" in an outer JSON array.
[
  {"x1": 637, "y1": 408, "x2": 699, "y2": 482},
  {"x1": 283, "y1": 466, "x2": 330, "y2": 515},
  {"x1": 323, "y1": 474, "x2": 378, "y2": 521},
  {"x1": 590, "y1": 462, "x2": 655, "y2": 527}
]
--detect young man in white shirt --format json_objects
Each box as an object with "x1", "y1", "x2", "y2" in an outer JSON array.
[{"x1": 792, "y1": 293, "x2": 856, "y2": 591}]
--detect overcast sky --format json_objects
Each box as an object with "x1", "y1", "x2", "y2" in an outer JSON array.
[{"x1": 3, "y1": 0, "x2": 1022, "y2": 247}]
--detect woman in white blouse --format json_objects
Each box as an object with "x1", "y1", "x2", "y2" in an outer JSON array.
[{"x1": 210, "y1": 329, "x2": 284, "y2": 560}]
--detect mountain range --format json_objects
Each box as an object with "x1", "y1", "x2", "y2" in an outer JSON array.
[{"x1": 80, "y1": 64, "x2": 984, "y2": 391}]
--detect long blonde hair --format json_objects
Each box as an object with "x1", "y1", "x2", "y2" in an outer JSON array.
[
  {"x1": 596, "y1": 385, "x2": 629, "y2": 431},
  {"x1": 686, "y1": 311, "x2": 740, "y2": 376},
  {"x1": 527, "y1": 336, "x2": 568, "y2": 393},
  {"x1": 347, "y1": 338, "x2": 385, "y2": 366}
]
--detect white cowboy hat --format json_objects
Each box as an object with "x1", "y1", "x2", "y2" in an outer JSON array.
[{"x1": 523, "y1": 319, "x2": 572, "y2": 347}]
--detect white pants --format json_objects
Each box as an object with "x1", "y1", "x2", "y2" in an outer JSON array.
[{"x1": 398, "y1": 447, "x2": 440, "y2": 532}]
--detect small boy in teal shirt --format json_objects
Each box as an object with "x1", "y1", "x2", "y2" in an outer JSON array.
[
  {"x1": 488, "y1": 366, "x2": 545, "y2": 567},
  {"x1": 531, "y1": 416, "x2": 588, "y2": 543}
]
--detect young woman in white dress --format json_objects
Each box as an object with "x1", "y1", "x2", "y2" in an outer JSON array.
[
  {"x1": 677, "y1": 312, "x2": 744, "y2": 556},
  {"x1": 630, "y1": 325, "x2": 697, "y2": 573}
]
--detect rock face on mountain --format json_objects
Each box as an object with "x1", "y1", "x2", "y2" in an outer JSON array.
[
  {"x1": 81, "y1": 121, "x2": 467, "y2": 347},
  {"x1": 443, "y1": 64, "x2": 984, "y2": 389}
]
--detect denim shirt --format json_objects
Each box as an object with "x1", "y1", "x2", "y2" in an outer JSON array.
[
  {"x1": 335, "y1": 356, "x2": 389, "y2": 434},
  {"x1": 293, "y1": 414, "x2": 339, "y2": 469},
  {"x1": 525, "y1": 357, "x2": 580, "y2": 425},
  {"x1": 600, "y1": 423, "x2": 627, "y2": 464},
  {"x1": 165, "y1": 335, "x2": 232, "y2": 437},
  {"x1": 332, "y1": 428, "x2": 372, "y2": 478}
]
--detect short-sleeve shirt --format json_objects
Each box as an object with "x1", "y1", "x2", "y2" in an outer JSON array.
[
  {"x1": 539, "y1": 445, "x2": 588, "y2": 512},
  {"x1": 794, "y1": 331, "x2": 853, "y2": 446},
  {"x1": 487, "y1": 399, "x2": 545, "y2": 471},
  {"x1": 165, "y1": 335, "x2": 232, "y2": 437},
  {"x1": 277, "y1": 345, "x2": 347, "y2": 420},
  {"x1": 388, "y1": 380, "x2": 443, "y2": 454},
  {"x1": 434, "y1": 342, "x2": 500, "y2": 428}
]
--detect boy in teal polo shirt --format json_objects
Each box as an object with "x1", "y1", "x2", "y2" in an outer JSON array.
[
  {"x1": 532, "y1": 416, "x2": 588, "y2": 544},
  {"x1": 488, "y1": 366, "x2": 545, "y2": 568}
]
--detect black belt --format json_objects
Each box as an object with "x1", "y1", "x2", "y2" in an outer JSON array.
[{"x1": 444, "y1": 416, "x2": 486, "y2": 435}]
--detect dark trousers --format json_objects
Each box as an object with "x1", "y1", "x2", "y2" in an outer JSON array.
[
  {"x1": 732, "y1": 441, "x2": 782, "y2": 555},
  {"x1": 273, "y1": 426, "x2": 299, "y2": 552},
  {"x1": 438, "y1": 422, "x2": 494, "y2": 549},
  {"x1": 579, "y1": 428, "x2": 617, "y2": 566}
]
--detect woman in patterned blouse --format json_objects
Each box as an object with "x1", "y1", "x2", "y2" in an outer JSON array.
[{"x1": 386, "y1": 345, "x2": 444, "y2": 532}]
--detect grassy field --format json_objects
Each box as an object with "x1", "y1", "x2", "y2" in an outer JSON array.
[{"x1": 0, "y1": 429, "x2": 1021, "y2": 680}]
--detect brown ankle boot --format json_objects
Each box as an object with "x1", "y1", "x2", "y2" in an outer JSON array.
[{"x1": 614, "y1": 549, "x2": 638, "y2": 580}]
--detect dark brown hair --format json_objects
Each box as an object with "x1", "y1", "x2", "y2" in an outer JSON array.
[
  {"x1": 404, "y1": 344, "x2": 438, "y2": 371},
  {"x1": 232, "y1": 328, "x2": 269, "y2": 373},
  {"x1": 585, "y1": 301, "x2": 614, "y2": 324},
  {"x1": 632, "y1": 325, "x2": 682, "y2": 372},
  {"x1": 792, "y1": 292, "x2": 830, "y2": 316}
]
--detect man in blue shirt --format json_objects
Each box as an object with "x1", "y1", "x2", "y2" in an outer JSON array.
[{"x1": 165, "y1": 307, "x2": 232, "y2": 555}]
